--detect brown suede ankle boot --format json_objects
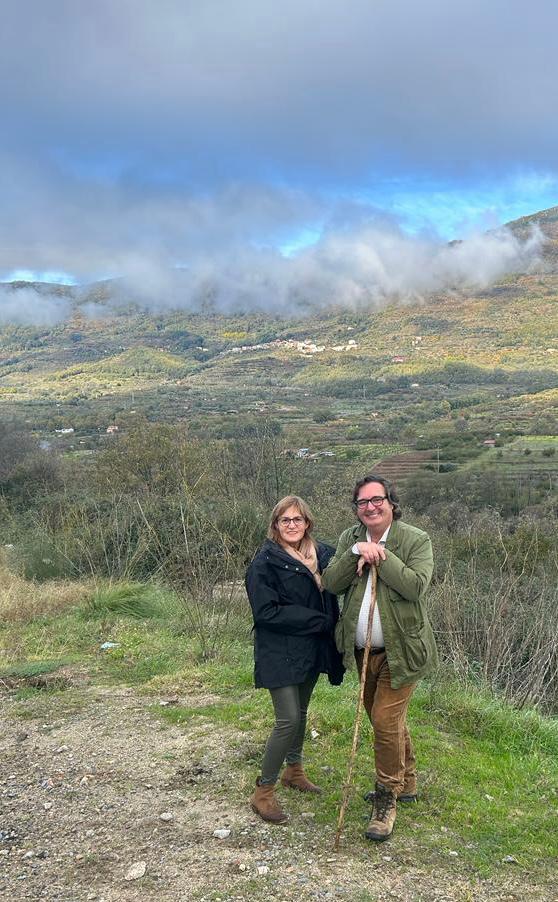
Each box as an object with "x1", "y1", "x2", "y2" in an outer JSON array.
[
  {"x1": 250, "y1": 778, "x2": 288, "y2": 824},
  {"x1": 365, "y1": 782, "x2": 397, "y2": 842},
  {"x1": 280, "y1": 763, "x2": 322, "y2": 793}
]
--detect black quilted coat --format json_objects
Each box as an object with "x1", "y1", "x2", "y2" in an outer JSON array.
[{"x1": 245, "y1": 539, "x2": 345, "y2": 689}]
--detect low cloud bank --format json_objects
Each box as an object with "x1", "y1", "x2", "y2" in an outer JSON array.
[
  {"x1": 0, "y1": 286, "x2": 72, "y2": 326},
  {"x1": 103, "y1": 222, "x2": 544, "y2": 314},
  {"x1": 0, "y1": 223, "x2": 543, "y2": 325}
]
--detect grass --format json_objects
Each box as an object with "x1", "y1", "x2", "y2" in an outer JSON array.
[
  {"x1": 0, "y1": 658, "x2": 71, "y2": 679},
  {"x1": 0, "y1": 553, "x2": 93, "y2": 622},
  {"x1": 1, "y1": 573, "x2": 558, "y2": 887},
  {"x1": 83, "y1": 581, "x2": 179, "y2": 619},
  {"x1": 154, "y1": 670, "x2": 558, "y2": 876}
]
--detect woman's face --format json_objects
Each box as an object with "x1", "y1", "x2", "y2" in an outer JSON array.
[{"x1": 276, "y1": 504, "x2": 308, "y2": 548}]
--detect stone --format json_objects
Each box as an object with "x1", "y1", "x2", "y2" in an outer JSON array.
[{"x1": 125, "y1": 860, "x2": 147, "y2": 880}]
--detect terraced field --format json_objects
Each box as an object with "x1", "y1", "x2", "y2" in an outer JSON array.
[{"x1": 372, "y1": 450, "x2": 436, "y2": 481}]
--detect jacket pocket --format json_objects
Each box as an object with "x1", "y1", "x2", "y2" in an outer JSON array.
[
  {"x1": 334, "y1": 619, "x2": 345, "y2": 654},
  {"x1": 404, "y1": 623, "x2": 428, "y2": 671}
]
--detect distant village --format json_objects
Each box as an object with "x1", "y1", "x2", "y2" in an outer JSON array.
[
  {"x1": 223, "y1": 334, "x2": 426, "y2": 362},
  {"x1": 226, "y1": 337, "x2": 359, "y2": 355}
]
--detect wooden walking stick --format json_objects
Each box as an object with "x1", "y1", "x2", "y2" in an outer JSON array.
[{"x1": 334, "y1": 564, "x2": 377, "y2": 851}]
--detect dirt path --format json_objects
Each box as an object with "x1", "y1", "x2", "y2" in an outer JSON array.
[{"x1": 1, "y1": 681, "x2": 554, "y2": 902}]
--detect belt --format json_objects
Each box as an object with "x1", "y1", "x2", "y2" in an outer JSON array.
[{"x1": 356, "y1": 646, "x2": 385, "y2": 656}]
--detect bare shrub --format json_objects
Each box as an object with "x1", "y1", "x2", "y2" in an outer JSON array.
[
  {"x1": 429, "y1": 516, "x2": 558, "y2": 712},
  {"x1": 161, "y1": 499, "x2": 259, "y2": 659},
  {"x1": 58, "y1": 496, "x2": 159, "y2": 580}
]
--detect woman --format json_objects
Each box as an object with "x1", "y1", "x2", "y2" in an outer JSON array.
[{"x1": 245, "y1": 495, "x2": 343, "y2": 824}]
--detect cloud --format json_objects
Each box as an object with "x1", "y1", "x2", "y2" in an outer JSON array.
[
  {"x1": 82, "y1": 223, "x2": 546, "y2": 318},
  {"x1": 0, "y1": 286, "x2": 72, "y2": 326},
  {"x1": 0, "y1": 219, "x2": 542, "y2": 324},
  {"x1": 0, "y1": 1, "x2": 555, "y2": 297},
  {"x1": 0, "y1": 158, "x2": 325, "y2": 278},
  {"x1": 1, "y1": 1, "x2": 558, "y2": 183}
]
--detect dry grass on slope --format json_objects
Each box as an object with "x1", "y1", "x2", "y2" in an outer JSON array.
[{"x1": 0, "y1": 552, "x2": 93, "y2": 622}]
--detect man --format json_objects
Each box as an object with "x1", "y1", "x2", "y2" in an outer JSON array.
[{"x1": 322, "y1": 474, "x2": 437, "y2": 842}]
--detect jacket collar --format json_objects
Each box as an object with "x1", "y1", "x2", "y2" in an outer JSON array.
[
  {"x1": 261, "y1": 538, "x2": 328, "y2": 574},
  {"x1": 351, "y1": 518, "x2": 402, "y2": 552},
  {"x1": 262, "y1": 538, "x2": 310, "y2": 567}
]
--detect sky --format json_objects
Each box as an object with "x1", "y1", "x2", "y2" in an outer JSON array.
[{"x1": 1, "y1": 0, "x2": 557, "y2": 319}]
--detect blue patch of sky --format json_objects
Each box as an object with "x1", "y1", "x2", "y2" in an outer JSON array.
[
  {"x1": 280, "y1": 227, "x2": 323, "y2": 257},
  {"x1": 279, "y1": 171, "x2": 558, "y2": 255},
  {"x1": 1, "y1": 269, "x2": 77, "y2": 285},
  {"x1": 366, "y1": 171, "x2": 558, "y2": 239}
]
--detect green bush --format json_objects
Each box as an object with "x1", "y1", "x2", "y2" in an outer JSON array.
[
  {"x1": 15, "y1": 537, "x2": 74, "y2": 581},
  {"x1": 84, "y1": 582, "x2": 176, "y2": 620}
]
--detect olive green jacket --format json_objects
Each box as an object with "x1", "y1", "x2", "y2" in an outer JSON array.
[{"x1": 321, "y1": 519, "x2": 438, "y2": 689}]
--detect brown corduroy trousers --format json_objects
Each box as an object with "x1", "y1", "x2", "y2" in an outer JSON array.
[{"x1": 355, "y1": 648, "x2": 417, "y2": 795}]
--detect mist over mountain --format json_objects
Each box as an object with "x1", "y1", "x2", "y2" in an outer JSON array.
[{"x1": 1, "y1": 206, "x2": 555, "y2": 327}]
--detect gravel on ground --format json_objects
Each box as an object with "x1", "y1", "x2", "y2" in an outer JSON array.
[{"x1": 1, "y1": 679, "x2": 554, "y2": 902}]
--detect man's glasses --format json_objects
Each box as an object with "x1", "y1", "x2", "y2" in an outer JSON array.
[
  {"x1": 354, "y1": 496, "x2": 388, "y2": 509},
  {"x1": 278, "y1": 516, "x2": 306, "y2": 526}
]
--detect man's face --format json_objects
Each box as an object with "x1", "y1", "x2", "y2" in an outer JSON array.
[{"x1": 355, "y1": 481, "x2": 394, "y2": 536}]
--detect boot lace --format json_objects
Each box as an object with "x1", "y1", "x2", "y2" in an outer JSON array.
[{"x1": 374, "y1": 787, "x2": 395, "y2": 822}]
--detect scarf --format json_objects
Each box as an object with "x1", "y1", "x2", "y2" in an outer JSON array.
[{"x1": 279, "y1": 537, "x2": 322, "y2": 589}]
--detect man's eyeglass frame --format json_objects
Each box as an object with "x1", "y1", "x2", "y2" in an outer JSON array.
[{"x1": 354, "y1": 496, "x2": 388, "y2": 509}]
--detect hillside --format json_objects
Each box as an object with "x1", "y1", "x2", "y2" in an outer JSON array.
[
  {"x1": 0, "y1": 207, "x2": 557, "y2": 491},
  {"x1": 505, "y1": 204, "x2": 558, "y2": 265}
]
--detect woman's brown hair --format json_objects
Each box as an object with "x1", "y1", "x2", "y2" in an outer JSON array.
[{"x1": 267, "y1": 495, "x2": 316, "y2": 545}]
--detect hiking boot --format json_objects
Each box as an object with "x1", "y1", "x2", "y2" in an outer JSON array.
[
  {"x1": 250, "y1": 778, "x2": 288, "y2": 824},
  {"x1": 365, "y1": 782, "x2": 397, "y2": 842},
  {"x1": 364, "y1": 779, "x2": 417, "y2": 803},
  {"x1": 281, "y1": 763, "x2": 322, "y2": 793}
]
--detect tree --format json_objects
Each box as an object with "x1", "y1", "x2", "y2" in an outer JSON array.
[
  {"x1": 0, "y1": 419, "x2": 34, "y2": 484},
  {"x1": 94, "y1": 419, "x2": 213, "y2": 498}
]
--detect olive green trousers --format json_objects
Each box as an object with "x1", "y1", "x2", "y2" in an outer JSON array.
[{"x1": 260, "y1": 674, "x2": 319, "y2": 784}]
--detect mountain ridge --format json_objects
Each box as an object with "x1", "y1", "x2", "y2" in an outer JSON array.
[{"x1": 0, "y1": 205, "x2": 556, "y2": 466}]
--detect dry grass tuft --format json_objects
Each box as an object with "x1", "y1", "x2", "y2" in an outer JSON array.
[
  {"x1": 0, "y1": 554, "x2": 93, "y2": 622},
  {"x1": 0, "y1": 664, "x2": 82, "y2": 691}
]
